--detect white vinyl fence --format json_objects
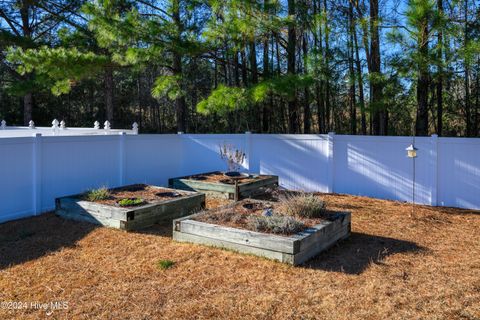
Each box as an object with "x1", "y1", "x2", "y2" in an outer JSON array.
[
  {"x1": 0, "y1": 119, "x2": 138, "y2": 137},
  {"x1": 1, "y1": 133, "x2": 479, "y2": 223}
]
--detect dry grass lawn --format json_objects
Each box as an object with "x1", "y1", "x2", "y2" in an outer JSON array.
[{"x1": 0, "y1": 194, "x2": 479, "y2": 319}]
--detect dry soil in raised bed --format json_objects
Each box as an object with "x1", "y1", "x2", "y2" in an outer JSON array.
[
  {"x1": 183, "y1": 171, "x2": 264, "y2": 185},
  {"x1": 82, "y1": 184, "x2": 188, "y2": 207},
  {"x1": 192, "y1": 199, "x2": 332, "y2": 235}
]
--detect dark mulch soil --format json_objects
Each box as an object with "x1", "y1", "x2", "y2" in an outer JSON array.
[{"x1": 183, "y1": 171, "x2": 264, "y2": 185}]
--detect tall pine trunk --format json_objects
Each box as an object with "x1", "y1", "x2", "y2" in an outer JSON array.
[
  {"x1": 173, "y1": 54, "x2": 186, "y2": 132},
  {"x1": 353, "y1": 1, "x2": 372, "y2": 134},
  {"x1": 233, "y1": 51, "x2": 240, "y2": 86},
  {"x1": 436, "y1": 0, "x2": 443, "y2": 136},
  {"x1": 240, "y1": 49, "x2": 248, "y2": 87},
  {"x1": 20, "y1": 1, "x2": 33, "y2": 125},
  {"x1": 370, "y1": 0, "x2": 386, "y2": 135},
  {"x1": 475, "y1": 59, "x2": 479, "y2": 136},
  {"x1": 464, "y1": 0, "x2": 471, "y2": 136},
  {"x1": 416, "y1": 14, "x2": 429, "y2": 136},
  {"x1": 249, "y1": 40, "x2": 260, "y2": 131},
  {"x1": 303, "y1": 34, "x2": 311, "y2": 133},
  {"x1": 287, "y1": 0, "x2": 299, "y2": 133},
  {"x1": 172, "y1": 0, "x2": 186, "y2": 132},
  {"x1": 262, "y1": 20, "x2": 271, "y2": 132},
  {"x1": 104, "y1": 68, "x2": 114, "y2": 123},
  {"x1": 23, "y1": 92, "x2": 33, "y2": 125},
  {"x1": 314, "y1": 0, "x2": 325, "y2": 133},
  {"x1": 348, "y1": 1, "x2": 357, "y2": 134},
  {"x1": 352, "y1": 9, "x2": 367, "y2": 135},
  {"x1": 324, "y1": 0, "x2": 331, "y2": 132}
]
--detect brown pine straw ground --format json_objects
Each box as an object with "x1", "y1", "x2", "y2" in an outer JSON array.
[{"x1": 0, "y1": 194, "x2": 479, "y2": 320}]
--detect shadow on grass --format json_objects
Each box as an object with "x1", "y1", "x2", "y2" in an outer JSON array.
[
  {"x1": 303, "y1": 232, "x2": 427, "y2": 275},
  {"x1": 0, "y1": 213, "x2": 98, "y2": 270},
  {"x1": 432, "y1": 206, "x2": 480, "y2": 216}
]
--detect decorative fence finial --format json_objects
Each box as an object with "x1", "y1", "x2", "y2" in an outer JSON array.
[
  {"x1": 104, "y1": 120, "x2": 111, "y2": 131},
  {"x1": 60, "y1": 120, "x2": 66, "y2": 129},
  {"x1": 132, "y1": 122, "x2": 139, "y2": 134},
  {"x1": 29, "y1": 120, "x2": 35, "y2": 129},
  {"x1": 1, "y1": 120, "x2": 6, "y2": 129},
  {"x1": 94, "y1": 121, "x2": 100, "y2": 129},
  {"x1": 52, "y1": 119, "x2": 59, "y2": 135}
]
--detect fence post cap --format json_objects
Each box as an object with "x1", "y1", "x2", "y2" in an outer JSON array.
[
  {"x1": 132, "y1": 122, "x2": 139, "y2": 134},
  {"x1": 104, "y1": 120, "x2": 111, "y2": 130},
  {"x1": 52, "y1": 119, "x2": 59, "y2": 127},
  {"x1": 29, "y1": 120, "x2": 35, "y2": 129},
  {"x1": 60, "y1": 120, "x2": 66, "y2": 129},
  {"x1": 0, "y1": 120, "x2": 6, "y2": 129},
  {"x1": 94, "y1": 121, "x2": 100, "y2": 129}
]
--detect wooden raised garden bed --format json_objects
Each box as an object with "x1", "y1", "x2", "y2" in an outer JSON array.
[
  {"x1": 168, "y1": 171, "x2": 278, "y2": 200},
  {"x1": 173, "y1": 199, "x2": 351, "y2": 265},
  {"x1": 55, "y1": 184, "x2": 205, "y2": 231}
]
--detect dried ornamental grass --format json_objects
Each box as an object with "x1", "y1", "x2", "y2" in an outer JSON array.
[
  {"x1": 247, "y1": 214, "x2": 305, "y2": 234},
  {"x1": 280, "y1": 193, "x2": 326, "y2": 218}
]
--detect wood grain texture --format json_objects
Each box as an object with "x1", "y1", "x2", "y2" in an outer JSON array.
[
  {"x1": 173, "y1": 211, "x2": 351, "y2": 265},
  {"x1": 178, "y1": 219, "x2": 297, "y2": 254},
  {"x1": 55, "y1": 187, "x2": 205, "y2": 231},
  {"x1": 169, "y1": 174, "x2": 278, "y2": 199}
]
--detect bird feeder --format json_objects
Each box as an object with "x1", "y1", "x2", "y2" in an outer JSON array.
[{"x1": 406, "y1": 144, "x2": 417, "y2": 158}]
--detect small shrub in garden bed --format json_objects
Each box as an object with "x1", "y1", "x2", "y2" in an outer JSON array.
[
  {"x1": 177, "y1": 198, "x2": 351, "y2": 265},
  {"x1": 79, "y1": 184, "x2": 191, "y2": 207},
  {"x1": 248, "y1": 214, "x2": 305, "y2": 235},
  {"x1": 280, "y1": 194, "x2": 326, "y2": 218},
  {"x1": 85, "y1": 187, "x2": 111, "y2": 201},
  {"x1": 193, "y1": 198, "x2": 330, "y2": 235},
  {"x1": 118, "y1": 198, "x2": 145, "y2": 207},
  {"x1": 58, "y1": 185, "x2": 204, "y2": 231}
]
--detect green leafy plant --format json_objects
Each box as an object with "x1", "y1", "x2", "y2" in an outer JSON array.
[
  {"x1": 248, "y1": 214, "x2": 304, "y2": 234},
  {"x1": 118, "y1": 198, "x2": 145, "y2": 207},
  {"x1": 157, "y1": 259, "x2": 175, "y2": 270},
  {"x1": 281, "y1": 194, "x2": 326, "y2": 218},
  {"x1": 85, "y1": 187, "x2": 111, "y2": 201}
]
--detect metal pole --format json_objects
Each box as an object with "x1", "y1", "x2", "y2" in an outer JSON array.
[
  {"x1": 412, "y1": 156, "x2": 415, "y2": 216},
  {"x1": 412, "y1": 134, "x2": 416, "y2": 216}
]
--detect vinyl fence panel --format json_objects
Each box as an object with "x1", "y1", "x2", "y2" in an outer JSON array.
[{"x1": 0, "y1": 133, "x2": 479, "y2": 223}]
